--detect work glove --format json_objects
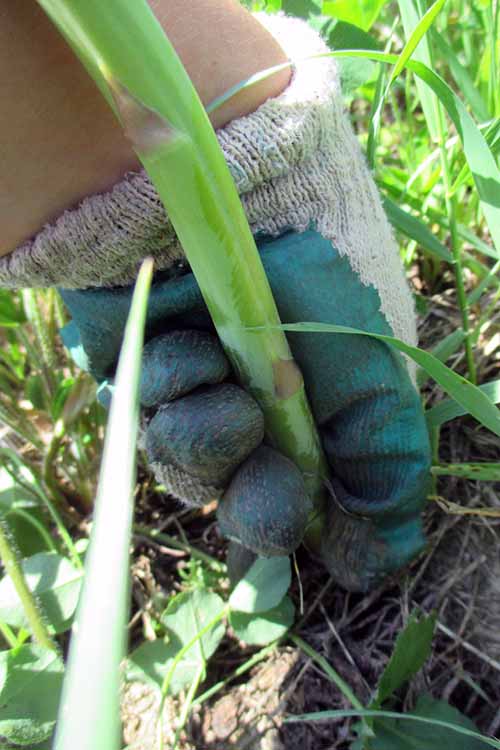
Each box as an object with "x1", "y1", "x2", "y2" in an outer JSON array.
[
  {"x1": 0, "y1": 13, "x2": 431, "y2": 590},
  {"x1": 59, "y1": 226, "x2": 431, "y2": 591}
]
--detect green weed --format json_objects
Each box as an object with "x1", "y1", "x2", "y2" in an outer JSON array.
[{"x1": 0, "y1": 0, "x2": 499, "y2": 748}]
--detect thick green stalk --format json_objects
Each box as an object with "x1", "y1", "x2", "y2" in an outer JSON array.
[
  {"x1": 0, "y1": 519, "x2": 57, "y2": 651},
  {"x1": 36, "y1": 0, "x2": 328, "y2": 508}
]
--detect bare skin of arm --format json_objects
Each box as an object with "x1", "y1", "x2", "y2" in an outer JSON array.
[{"x1": 0, "y1": 1, "x2": 290, "y2": 257}]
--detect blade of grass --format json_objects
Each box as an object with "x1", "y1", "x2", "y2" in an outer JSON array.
[
  {"x1": 383, "y1": 197, "x2": 452, "y2": 262},
  {"x1": 220, "y1": 43, "x2": 499, "y2": 383},
  {"x1": 467, "y1": 260, "x2": 500, "y2": 306},
  {"x1": 402, "y1": 1, "x2": 475, "y2": 382},
  {"x1": 0, "y1": 448, "x2": 82, "y2": 569},
  {"x1": 290, "y1": 634, "x2": 365, "y2": 713},
  {"x1": 391, "y1": 0, "x2": 447, "y2": 84},
  {"x1": 416, "y1": 330, "x2": 466, "y2": 389},
  {"x1": 211, "y1": 51, "x2": 500, "y2": 259},
  {"x1": 53, "y1": 258, "x2": 153, "y2": 750},
  {"x1": 398, "y1": 0, "x2": 440, "y2": 141},
  {"x1": 432, "y1": 463, "x2": 500, "y2": 481},
  {"x1": 426, "y1": 379, "x2": 500, "y2": 429},
  {"x1": 430, "y1": 30, "x2": 490, "y2": 122},
  {"x1": 450, "y1": 117, "x2": 500, "y2": 196},
  {"x1": 381, "y1": 180, "x2": 499, "y2": 262},
  {"x1": 256, "y1": 322, "x2": 500, "y2": 437},
  {"x1": 285, "y1": 709, "x2": 500, "y2": 748}
]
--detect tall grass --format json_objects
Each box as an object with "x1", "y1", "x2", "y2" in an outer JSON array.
[{"x1": 0, "y1": 0, "x2": 499, "y2": 747}]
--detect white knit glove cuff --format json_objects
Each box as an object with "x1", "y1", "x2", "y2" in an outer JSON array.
[{"x1": 0, "y1": 13, "x2": 417, "y2": 351}]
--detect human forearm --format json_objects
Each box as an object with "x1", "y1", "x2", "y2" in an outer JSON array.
[{"x1": 0, "y1": 0, "x2": 289, "y2": 256}]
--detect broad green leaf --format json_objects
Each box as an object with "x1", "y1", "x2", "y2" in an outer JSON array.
[
  {"x1": 0, "y1": 469, "x2": 54, "y2": 557},
  {"x1": 274, "y1": 322, "x2": 500, "y2": 437},
  {"x1": 383, "y1": 198, "x2": 452, "y2": 263},
  {"x1": 162, "y1": 588, "x2": 226, "y2": 665},
  {"x1": 432, "y1": 463, "x2": 500, "y2": 481},
  {"x1": 390, "y1": 0, "x2": 446, "y2": 84},
  {"x1": 426, "y1": 379, "x2": 500, "y2": 428},
  {"x1": 288, "y1": 709, "x2": 500, "y2": 748},
  {"x1": 126, "y1": 639, "x2": 179, "y2": 689},
  {"x1": 373, "y1": 611, "x2": 436, "y2": 708},
  {"x1": 127, "y1": 588, "x2": 226, "y2": 695},
  {"x1": 0, "y1": 644, "x2": 64, "y2": 746},
  {"x1": 128, "y1": 589, "x2": 226, "y2": 695},
  {"x1": 0, "y1": 552, "x2": 83, "y2": 634},
  {"x1": 323, "y1": 0, "x2": 388, "y2": 31},
  {"x1": 126, "y1": 638, "x2": 206, "y2": 696},
  {"x1": 230, "y1": 595, "x2": 295, "y2": 645},
  {"x1": 4, "y1": 510, "x2": 53, "y2": 559},
  {"x1": 369, "y1": 694, "x2": 486, "y2": 749},
  {"x1": 229, "y1": 556, "x2": 291, "y2": 614}
]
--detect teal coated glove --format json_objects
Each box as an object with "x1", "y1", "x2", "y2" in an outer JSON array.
[{"x1": 60, "y1": 229, "x2": 431, "y2": 591}]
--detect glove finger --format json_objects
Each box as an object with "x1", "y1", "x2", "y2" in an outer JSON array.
[
  {"x1": 145, "y1": 383, "x2": 264, "y2": 487},
  {"x1": 140, "y1": 330, "x2": 230, "y2": 408},
  {"x1": 217, "y1": 445, "x2": 312, "y2": 557},
  {"x1": 319, "y1": 488, "x2": 426, "y2": 592}
]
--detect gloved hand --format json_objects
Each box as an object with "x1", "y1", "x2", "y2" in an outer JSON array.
[
  {"x1": 60, "y1": 227, "x2": 431, "y2": 591},
  {"x1": 0, "y1": 13, "x2": 431, "y2": 590}
]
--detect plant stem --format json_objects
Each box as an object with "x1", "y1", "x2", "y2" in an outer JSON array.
[
  {"x1": 0, "y1": 519, "x2": 57, "y2": 651},
  {"x1": 438, "y1": 131, "x2": 477, "y2": 383},
  {"x1": 133, "y1": 524, "x2": 225, "y2": 573},
  {"x1": 35, "y1": 0, "x2": 328, "y2": 512},
  {"x1": 290, "y1": 634, "x2": 364, "y2": 713},
  {"x1": 172, "y1": 662, "x2": 205, "y2": 749},
  {"x1": 0, "y1": 447, "x2": 82, "y2": 569},
  {"x1": 193, "y1": 641, "x2": 278, "y2": 705},
  {"x1": 0, "y1": 621, "x2": 19, "y2": 649},
  {"x1": 160, "y1": 606, "x2": 229, "y2": 699},
  {"x1": 157, "y1": 605, "x2": 228, "y2": 749}
]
